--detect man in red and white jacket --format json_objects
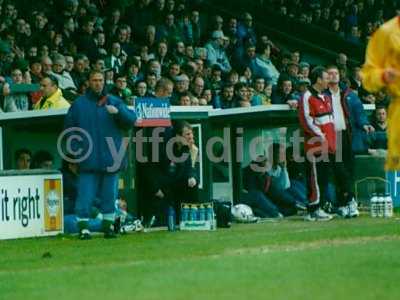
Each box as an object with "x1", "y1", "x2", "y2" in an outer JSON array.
[{"x1": 298, "y1": 66, "x2": 337, "y2": 221}]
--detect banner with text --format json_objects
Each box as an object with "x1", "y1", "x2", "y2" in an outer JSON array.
[
  {"x1": 135, "y1": 97, "x2": 171, "y2": 127},
  {"x1": 0, "y1": 174, "x2": 63, "y2": 240}
]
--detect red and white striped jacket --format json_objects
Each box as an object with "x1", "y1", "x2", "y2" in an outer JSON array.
[{"x1": 298, "y1": 87, "x2": 336, "y2": 154}]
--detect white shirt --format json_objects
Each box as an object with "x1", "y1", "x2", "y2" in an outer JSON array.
[{"x1": 330, "y1": 88, "x2": 347, "y2": 131}]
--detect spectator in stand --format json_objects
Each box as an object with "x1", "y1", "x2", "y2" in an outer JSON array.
[
  {"x1": 2, "y1": 67, "x2": 30, "y2": 112},
  {"x1": 271, "y1": 74, "x2": 299, "y2": 108},
  {"x1": 178, "y1": 92, "x2": 192, "y2": 106},
  {"x1": 32, "y1": 150, "x2": 54, "y2": 169},
  {"x1": 34, "y1": 75, "x2": 70, "y2": 110},
  {"x1": 299, "y1": 62, "x2": 310, "y2": 80},
  {"x1": 234, "y1": 82, "x2": 251, "y2": 107},
  {"x1": 70, "y1": 54, "x2": 88, "y2": 92},
  {"x1": 105, "y1": 42, "x2": 123, "y2": 74},
  {"x1": 251, "y1": 77, "x2": 271, "y2": 106},
  {"x1": 110, "y1": 74, "x2": 133, "y2": 105},
  {"x1": 51, "y1": 54, "x2": 77, "y2": 91},
  {"x1": 41, "y1": 56, "x2": 53, "y2": 75},
  {"x1": 250, "y1": 43, "x2": 280, "y2": 86},
  {"x1": 145, "y1": 72, "x2": 158, "y2": 96},
  {"x1": 15, "y1": 148, "x2": 32, "y2": 170},
  {"x1": 204, "y1": 30, "x2": 232, "y2": 73},
  {"x1": 75, "y1": 17, "x2": 98, "y2": 61},
  {"x1": 220, "y1": 83, "x2": 235, "y2": 109},
  {"x1": 134, "y1": 81, "x2": 148, "y2": 99},
  {"x1": 191, "y1": 76, "x2": 205, "y2": 99},
  {"x1": 238, "y1": 12, "x2": 257, "y2": 45},
  {"x1": 369, "y1": 106, "x2": 388, "y2": 154},
  {"x1": 171, "y1": 73, "x2": 190, "y2": 104}
]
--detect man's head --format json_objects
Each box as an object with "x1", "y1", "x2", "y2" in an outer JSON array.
[
  {"x1": 15, "y1": 148, "x2": 32, "y2": 170},
  {"x1": 41, "y1": 56, "x2": 53, "y2": 75},
  {"x1": 192, "y1": 76, "x2": 204, "y2": 96},
  {"x1": 175, "y1": 74, "x2": 190, "y2": 93},
  {"x1": 65, "y1": 55, "x2": 74, "y2": 72},
  {"x1": 82, "y1": 17, "x2": 95, "y2": 35},
  {"x1": 33, "y1": 150, "x2": 54, "y2": 169},
  {"x1": 52, "y1": 55, "x2": 66, "y2": 74},
  {"x1": 174, "y1": 120, "x2": 194, "y2": 146},
  {"x1": 40, "y1": 75, "x2": 59, "y2": 98},
  {"x1": 155, "y1": 77, "x2": 174, "y2": 98},
  {"x1": 74, "y1": 55, "x2": 86, "y2": 73},
  {"x1": 135, "y1": 81, "x2": 147, "y2": 97},
  {"x1": 375, "y1": 106, "x2": 387, "y2": 124},
  {"x1": 336, "y1": 53, "x2": 348, "y2": 67},
  {"x1": 310, "y1": 66, "x2": 329, "y2": 90},
  {"x1": 158, "y1": 42, "x2": 168, "y2": 57},
  {"x1": 235, "y1": 82, "x2": 248, "y2": 101},
  {"x1": 11, "y1": 68, "x2": 23, "y2": 84},
  {"x1": 115, "y1": 74, "x2": 127, "y2": 91},
  {"x1": 146, "y1": 72, "x2": 158, "y2": 90},
  {"x1": 88, "y1": 71, "x2": 105, "y2": 95},
  {"x1": 222, "y1": 84, "x2": 234, "y2": 101},
  {"x1": 326, "y1": 65, "x2": 340, "y2": 85},
  {"x1": 179, "y1": 92, "x2": 191, "y2": 106},
  {"x1": 254, "y1": 77, "x2": 265, "y2": 93},
  {"x1": 111, "y1": 42, "x2": 121, "y2": 57},
  {"x1": 92, "y1": 58, "x2": 105, "y2": 72},
  {"x1": 278, "y1": 75, "x2": 293, "y2": 95}
]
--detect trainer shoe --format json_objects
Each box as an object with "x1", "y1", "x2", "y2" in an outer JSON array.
[
  {"x1": 103, "y1": 220, "x2": 118, "y2": 239},
  {"x1": 306, "y1": 208, "x2": 333, "y2": 221},
  {"x1": 348, "y1": 199, "x2": 360, "y2": 218},
  {"x1": 295, "y1": 201, "x2": 307, "y2": 211},
  {"x1": 336, "y1": 206, "x2": 350, "y2": 218},
  {"x1": 79, "y1": 229, "x2": 92, "y2": 240}
]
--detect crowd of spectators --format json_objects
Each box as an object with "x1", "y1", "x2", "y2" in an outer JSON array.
[{"x1": 270, "y1": 0, "x2": 400, "y2": 45}]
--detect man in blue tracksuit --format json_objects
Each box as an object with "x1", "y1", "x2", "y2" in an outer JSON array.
[{"x1": 64, "y1": 70, "x2": 136, "y2": 239}]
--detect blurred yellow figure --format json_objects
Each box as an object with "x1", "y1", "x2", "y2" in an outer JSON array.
[{"x1": 361, "y1": 16, "x2": 400, "y2": 170}]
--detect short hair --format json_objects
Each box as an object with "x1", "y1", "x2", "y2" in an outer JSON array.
[
  {"x1": 234, "y1": 82, "x2": 248, "y2": 91},
  {"x1": 43, "y1": 74, "x2": 59, "y2": 87},
  {"x1": 179, "y1": 91, "x2": 191, "y2": 99},
  {"x1": 173, "y1": 120, "x2": 192, "y2": 136},
  {"x1": 155, "y1": 77, "x2": 173, "y2": 92},
  {"x1": 310, "y1": 66, "x2": 327, "y2": 85},
  {"x1": 15, "y1": 148, "x2": 31, "y2": 162},
  {"x1": 32, "y1": 150, "x2": 54, "y2": 168},
  {"x1": 326, "y1": 64, "x2": 339, "y2": 72},
  {"x1": 223, "y1": 83, "x2": 234, "y2": 90},
  {"x1": 89, "y1": 70, "x2": 104, "y2": 79}
]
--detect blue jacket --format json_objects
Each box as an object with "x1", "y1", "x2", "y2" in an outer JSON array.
[
  {"x1": 64, "y1": 90, "x2": 136, "y2": 173},
  {"x1": 326, "y1": 87, "x2": 369, "y2": 153}
]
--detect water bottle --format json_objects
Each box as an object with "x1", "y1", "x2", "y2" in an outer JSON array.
[
  {"x1": 190, "y1": 205, "x2": 198, "y2": 221},
  {"x1": 181, "y1": 204, "x2": 190, "y2": 222},
  {"x1": 370, "y1": 193, "x2": 378, "y2": 218},
  {"x1": 167, "y1": 206, "x2": 176, "y2": 231},
  {"x1": 206, "y1": 204, "x2": 213, "y2": 221},
  {"x1": 384, "y1": 193, "x2": 393, "y2": 218},
  {"x1": 378, "y1": 194, "x2": 385, "y2": 218},
  {"x1": 199, "y1": 204, "x2": 206, "y2": 221}
]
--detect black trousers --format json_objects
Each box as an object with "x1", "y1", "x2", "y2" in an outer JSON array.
[{"x1": 306, "y1": 151, "x2": 352, "y2": 210}]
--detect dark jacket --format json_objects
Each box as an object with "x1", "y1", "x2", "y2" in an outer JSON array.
[
  {"x1": 144, "y1": 129, "x2": 197, "y2": 195},
  {"x1": 64, "y1": 90, "x2": 137, "y2": 173}
]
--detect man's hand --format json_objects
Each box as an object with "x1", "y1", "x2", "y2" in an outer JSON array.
[
  {"x1": 106, "y1": 105, "x2": 119, "y2": 114},
  {"x1": 155, "y1": 189, "x2": 164, "y2": 198},
  {"x1": 188, "y1": 177, "x2": 197, "y2": 188},
  {"x1": 2, "y1": 83, "x2": 10, "y2": 96},
  {"x1": 363, "y1": 124, "x2": 375, "y2": 133},
  {"x1": 382, "y1": 68, "x2": 400, "y2": 84},
  {"x1": 287, "y1": 100, "x2": 298, "y2": 109}
]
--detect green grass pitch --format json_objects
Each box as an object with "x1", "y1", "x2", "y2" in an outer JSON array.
[{"x1": 1, "y1": 215, "x2": 400, "y2": 300}]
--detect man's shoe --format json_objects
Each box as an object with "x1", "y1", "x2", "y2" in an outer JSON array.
[
  {"x1": 312, "y1": 208, "x2": 333, "y2": 221},
  {"x1": 348, "y1": 199, "x2": 360, "y2": 218},
  {"x1": 337, "y1": 206, "x2": 350, "y2": 218},
  {"x1": 304, "y1": 213, "x2": 316, "y2": 221},
  {"x1": 103, "y1": 220, "x2": 118, "y2": 239},
  {"x1": 295, "y1": 201, "x2": 307, "y2": 211},
  {"x1": 79, "y1": 229, "x2": 92, "y2": 240}
]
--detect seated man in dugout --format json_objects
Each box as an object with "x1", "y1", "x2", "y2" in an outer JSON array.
[{"x1": 142, "y1": 120, "x2": 199, "y2": 225}]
